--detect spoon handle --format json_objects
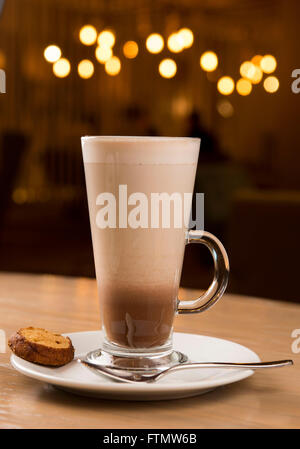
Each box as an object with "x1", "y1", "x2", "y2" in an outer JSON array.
[
  {"x1": 156, "y1": 359, "x2": 293, "y2": 380},
  {"x1": 175, "y1": 360, "x2": 293, "y2": 370}
]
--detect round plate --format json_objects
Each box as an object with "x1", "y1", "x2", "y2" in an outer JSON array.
[{"x1": 10, "y1": 331, "x2": 260, "y2": 401}]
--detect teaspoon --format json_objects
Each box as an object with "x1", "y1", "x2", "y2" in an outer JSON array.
[{"x1": 78, "y1": 358, "x2": 293, "y2": 383}]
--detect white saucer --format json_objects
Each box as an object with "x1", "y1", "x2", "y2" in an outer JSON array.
[{"x1": 10, "y1": 331, "x2": 260, "y2": 401}]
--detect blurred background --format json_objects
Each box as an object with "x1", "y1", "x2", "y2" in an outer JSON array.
[{"x1": 0, "y1": 0, "x2": 299, "y2": 302}]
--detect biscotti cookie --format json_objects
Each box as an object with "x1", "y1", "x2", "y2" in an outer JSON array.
[{"x1": 8, "y1": 327, "x2": 74, "y2": 366}]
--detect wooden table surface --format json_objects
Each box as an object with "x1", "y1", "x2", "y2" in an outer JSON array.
[{"x1": 0, "y1": 272, "x2": 299, "y2": 429}]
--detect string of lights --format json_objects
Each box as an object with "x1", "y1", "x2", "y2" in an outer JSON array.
[{"x1": 43, "y1": 25, "x2": 279, "y2": 95}]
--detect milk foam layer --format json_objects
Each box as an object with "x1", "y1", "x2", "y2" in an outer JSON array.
[{"x1": 82, "y1": 136, "x2": 200, "y2": 165}]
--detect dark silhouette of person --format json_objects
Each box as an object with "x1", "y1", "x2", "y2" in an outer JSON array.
[
  {"x1": 186, "y1": 110, "x2": 224, "y2": 163},
  {"x1": 124, "y1": 106, "x2": 158, "y2": 136}
]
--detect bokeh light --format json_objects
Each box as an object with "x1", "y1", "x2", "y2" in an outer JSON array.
[
  {"x1": 260, "y1": 55, "x2": 277, "y2": 74},
  {"x1": 263, "y1": 76, "x2": 279, "y2": 93},
  {"x1": 95, "y1": 45, "x2": 113, "y2": 63},
  {"x1": 159, "y1": 58, "x2": 177, "y2": 78},
  {"x1": 251, "y1": 67, "x2": 263, "y2": 84},
  {"x1": 178, "y1": 28, "x2": 194, "y2": 49},
  {"x1": 123, "y1": 41, "x2": 139, "y2": 59},
  {"x1": 167, "y1": 33, "x2": 184, "y2": 53},
  {"x1": 251, "y1": 55, "x2": 263, "y2": 66},
  {"x1": 240, "y1": 61, "x2": 256, "y2": 79},
  {"x1": 79, "y1": 25, "x2": 97, "y2": 46},
  {"x1": 172, "y1": 96, "x2": 192, "y2": 117},
  {"x1": 97, "y1": 30, "x2": 115, "y2": 48},
  {"x1": 217, "y1": 76, "x2": 235, "y2": 95},
  {"x1": 236, "y1": 78, "x2": 252, "y2": 96},
  {"x1": 78, "y1": 59, "x2": 94, "y2": 79},
  {"x1": 12, "y1": 188, "x2": 28, "y2": 204},
  {"x1": 146, "y1": 33, "x2": 164, "y2": 54},
  {"x1": 105, "y1": 56, "x2": 121, "y2": 76},
  {"x1": 53, "y1": 58, "x2": 71, "y2": 78},
  {"x1": 217, "y1": 99, "x2": 234, "y2": 118},
  {"x1": 44, "y1": 45, "x2": 61, "y2": 63},
  {"x1": 200, "y1": 51, "x2": 218, "y2": 72},
  {"x1": 240, "y1": 60, "x2": 263, "y2": 84}
]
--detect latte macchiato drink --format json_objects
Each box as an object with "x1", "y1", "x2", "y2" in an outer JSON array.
[{"x1": 82, "y1": 137, "x2": 199, "y2": 350}]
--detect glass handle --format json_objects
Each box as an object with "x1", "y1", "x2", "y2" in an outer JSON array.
[{"x1": 177, "y1": 230, "x2": 229, "y2": 314}]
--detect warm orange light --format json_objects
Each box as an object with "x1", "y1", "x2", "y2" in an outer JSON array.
[
  {"x1": 217, "y1": 99, "x2": 234, "y2": 118},
  {"x1": 251, "y1": 55, "x2": 263, "y2": 66},
  {"x1": 178, "y1": 28, "x2": 194, "y2": 49},
  {"x1": 159, "y1": 58, "x2": 177, "y2": 78},
  {"x1": 53, "y1": 58, "x2": 71, "y2": 78},
  {"x1": 146, "y1": 33, "x2": 164, "y2": 54},
  {"x1": 172, "y1": 96, "x2": 192, "y2": 117},
  {"x1": 44, "y1": 45, "x2": 61, "y2": 63},
  {"x1": 97, "y1": 30, "x2": 115, "y2": 48},
  {"x1": 167, "y1": 33, "x2": 184, "y2": 53},
  {"x1": 250, "y1": 66, "x2": 263, "y2": 84},
  {"x1": 200, "y1": 51, "x2": 218, "y2": 72},
  {"x1": 217, "y1": 76, "x2": 235, "y2": 95},
  {"x1": 79, "y1": 25, "x2": 97, "y2": 46},
  {"x1": 240, "y1": 61, "x2": 256, "y2": 79},
  {"x1": 78, "y1": 59, "x2": 94, "y2": 79},
  {"x1": 240, "y1": 60, "x2": 263, "y2": 84},
  {"x1": 260, "y1": 55, "x2": 277, "y2": 74},
  {"x1": 263, "y1": 76, "x2": 279, "y2": 93},
  {"x1": 123, "y1": 41, "x2": 139, "y2": 59},
  {"x1": 105, "y1": 56, "x2": 121, "y2": 76},
  {"x1": 236, "y1": 78, "x2": 252, "y2": 96},
  {"x1": 95, "y1": 46, "x2": 113, "y2": 63}
]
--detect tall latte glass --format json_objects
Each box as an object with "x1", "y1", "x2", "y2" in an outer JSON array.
[{"x1": 82, "y1": 136, "x2": 229, "y2": 370}]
